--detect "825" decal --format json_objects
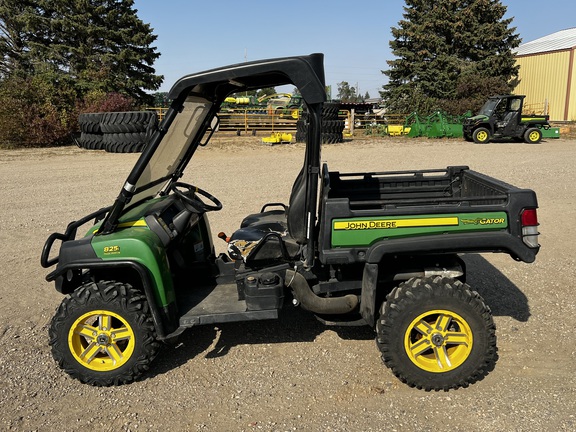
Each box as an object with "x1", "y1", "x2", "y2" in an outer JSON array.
[{"x1": 103, "y1": 245, "x2": 121, "y2": 254}]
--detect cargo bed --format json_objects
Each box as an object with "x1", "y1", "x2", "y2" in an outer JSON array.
[{"x1": 318, "y1": 165, "x2": 539, "y2": 265}]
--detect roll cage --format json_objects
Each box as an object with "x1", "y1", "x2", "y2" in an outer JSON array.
[{"x1": 98, "y1": 53, "x2": 328, "y2": 266}]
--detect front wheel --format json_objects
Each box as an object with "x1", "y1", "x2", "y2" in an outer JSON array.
[
  {"x1": 49, "y1": 281, "x2": 160, "y2": 386},
  {"x1": 376, "y1": 277, "x2": 497, "y2": 391},
  {"x1": 472, "y1": 127, "x2": 491, "y2": 144}
]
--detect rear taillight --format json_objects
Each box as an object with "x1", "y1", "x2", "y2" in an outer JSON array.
[{"x1": 521, "y1": 208, "x2": 539, "y2": 248}]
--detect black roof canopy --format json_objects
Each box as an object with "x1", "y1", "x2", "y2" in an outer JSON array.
[{"x1": 168, "y1": 53, "x2": 327, "y2": 104}]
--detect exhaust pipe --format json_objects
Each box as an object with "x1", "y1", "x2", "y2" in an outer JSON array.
[{"x1": 286, "y1": 270, "x2": 358, "y2": 314}]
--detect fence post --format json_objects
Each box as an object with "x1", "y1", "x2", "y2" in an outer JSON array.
[
  {"x1": 350, "y1": 109, "x2": 355, "y2": 136},
  {"x1": 244, "y1": 109, "x2": 248, "y2": 134}
]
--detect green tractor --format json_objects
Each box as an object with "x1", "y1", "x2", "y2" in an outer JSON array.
[{"x1": 463, "y1": 95, "x2": 551, "y2": 144}]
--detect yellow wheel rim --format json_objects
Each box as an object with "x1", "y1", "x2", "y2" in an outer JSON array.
[
  {"x1": 529, "y1": 131, "x2": 540, "y2": 142},
  {"x1": 68, "y1": 310, "x2": 136, "y2": 372},
  {"x1": 404, "y1": 309, "x2": 473, "y2": 373},
  {"x1": 476, "y1": 131, "x2": 488, "y2": 142}
]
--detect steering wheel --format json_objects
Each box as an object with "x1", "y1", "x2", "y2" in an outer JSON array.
[{"x1": 170, "y1": 182, "x2": 223, "y2": 212}]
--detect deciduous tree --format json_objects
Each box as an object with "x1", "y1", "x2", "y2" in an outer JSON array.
[
  {"x1": 0, "y1": 0, "x2": 162, "y2": 147},
  {"x1": 337, "y1": 81, "x2": 362, "y2": 103}
]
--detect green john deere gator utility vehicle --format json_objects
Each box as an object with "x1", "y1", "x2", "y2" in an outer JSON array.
[
  {"x1": 463, "y1": 95, "x2": 551, "y2": 144},
  {"x1": 42, "y1": 54, "x2": 540, "y2": 391}
]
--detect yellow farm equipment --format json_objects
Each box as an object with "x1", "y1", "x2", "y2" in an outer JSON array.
[{"x1": 262, "y1": 132, "x2": 293, "y2": 145}]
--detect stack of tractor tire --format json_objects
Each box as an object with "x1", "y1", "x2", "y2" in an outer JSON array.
[
  {"x1": 295, "y1": 102, "x2": 345, "y2": 144},
  {"x1": 77, "y1": 111, "x2": 158, "y2": 153}
]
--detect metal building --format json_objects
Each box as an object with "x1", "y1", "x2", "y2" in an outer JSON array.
[{"x1": 515, "y1": 28, "x2": 576, "y2": 121}]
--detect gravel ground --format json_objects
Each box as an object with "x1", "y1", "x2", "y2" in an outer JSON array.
[{"x1": 0, "y1": 135, "x2": 575, "y2": 431}]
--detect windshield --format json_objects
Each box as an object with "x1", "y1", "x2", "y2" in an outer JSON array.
[
  {"x1": 131, "y1": 96, "x2": 213, "y2": 204},
  {"x1": 478, "y1": 99, "x2": 499, "y2": 117}
]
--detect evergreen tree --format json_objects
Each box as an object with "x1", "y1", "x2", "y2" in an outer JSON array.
[
  {"x1": 152, "y1": 92, "x2": 169, "y2": 108},
  {"x1": 0, "y1": 0, "x2": 39, "y2": 78},
  {"x1": 381, "y1": 0, "x2": 521, "y2": 114},
  {"x1": 0, "y1": 0, "x2": 162, "y2": 101}
]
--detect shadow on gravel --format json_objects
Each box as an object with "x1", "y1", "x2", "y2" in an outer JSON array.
[
  {"x1": 462, "y1": 254, "x2": 530, "y2": 322},
  {"x1": 149, "y1": 304, "x2": 374, "y2": 379},
  {"x1": 148, "y1": 253, "x2": 528, "y2": 380},
  {"x1": 475, "y1": 137, "x2": 544, "y2": 145}
]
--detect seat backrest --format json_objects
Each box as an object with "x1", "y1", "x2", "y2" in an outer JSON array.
[
  {"x1": 286, "y1": 103, "x2": 322, "y2": 249},
  {"x1": 501, "y1": 111, "x2": 520, "y2": 134},
  {"x1": 503, "y1": 110, "x2": 518, "y2": 124}
]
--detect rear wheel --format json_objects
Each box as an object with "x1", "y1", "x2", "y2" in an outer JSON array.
[
  {"x1": 472, "y1": 127, "x2": 490, "y2": 144},
  {"x1": 376, "y1": 277, "x2": 497, "y2": 391},
  {"x1": 49, "y1": 281, "x2": 160, "y2": 386},
  {"x1": 524, "y1": 127, "x2": 542, "y2": 144}
]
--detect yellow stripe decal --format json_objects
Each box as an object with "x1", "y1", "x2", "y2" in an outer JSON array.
[
  {"x1": 333, "y1": 217, "x2": 459, "y2": 231},
  {"x1": 118, "y1": 220, "x2": 148, "y2": 228},
  {"x1": 92, "y1": 219, "x2": 147, "y2": 234}
]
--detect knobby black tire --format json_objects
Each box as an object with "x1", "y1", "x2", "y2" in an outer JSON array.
[
  {"x1": 376, "y1": 276, "x2": 497, "y2": 391},
  {"x1": 78, "y1": 113, "x2": 103, "y2": 134},
  {"x1": 322, "y1": 102, "x2": 340, "y2": 119},
  {"x1": 295, "y1": 119, "x2": 344, "y2": 143},
  {"x1": 322, "y1": 133, "x2": 343, "y2": 144},
  {"x1": 524, "y1": 127, "x2": 542, "y2": 144},
  {"x1": 472, "y1": 127, "x2": 490, "y2": 144},
  {"x1": 78, "y1": 132, "x2": 104, "y2": 150},
  {"x1": 296, "y1": 103, "x2": 343, "y2": 143},
  {"x1": 102, "y1": 132, "x2": 148, "y2": 153},
  {"x1": 49, "y1": 281, "x2": 160, "y2": 386},
  {"x1": 100, "y1": 111, "x2": 158, "y2": 134}
]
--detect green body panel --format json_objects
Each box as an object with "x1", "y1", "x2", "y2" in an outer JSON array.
[
  {"x1": 520, "y1": 116, "x2": 548, "y2": 123},
  {"x1": 441, "y1": 123, "x2": 463, "y2": 138},
  {"x1": 541, "y1": 127, "x2": 560, "y2": 138},
  {"x1": 427, "y1": 121, "x2": 463, "y2": 138},
  {"x1": 468, "y1": 114, "x2": 489, "y2": 122},
  {"x1": 427, "y1": 122, "x2": 444, "y2": 138},
  {"x1": 84, "y1": 196, "x2": 177, "y2": 308},
  {"x1": 86, "y1": 196, "x2": 167, "y2": 237},
  {"x1": 407, "y1": 124, "x2": 424, "y2": 137},
  {"x1": 91, "y1": 226, "x2": 174, "y2": 307},
  {"x1": 331, "y1": 212, "x2": 508, "y2": 247},
  {"x1": 118, "y1": 197, "x2": 165, "y2": 221}
]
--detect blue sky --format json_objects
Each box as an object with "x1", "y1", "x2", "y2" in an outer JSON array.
[{"x1": 133, "y1": 0, "x2": 576, "y2": 98}]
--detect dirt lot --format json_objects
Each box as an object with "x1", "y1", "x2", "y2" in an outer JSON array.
[{"x1": 0, "y1": 135, "x2": 575, "y2": 431}]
